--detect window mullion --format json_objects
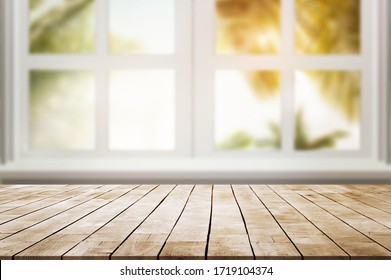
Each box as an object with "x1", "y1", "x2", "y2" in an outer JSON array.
[
  {"x1": 193, "y1": 0, "x2": 215, "y2": 157},
  {"x1": 19, "y1": 0, "x2": 29, "y2": 160},
  {"x1": 364, "y1": 0, "x2": 378, "y2": 160},
  {"x1": 0, "y1": 0, "x2": 14, "y2": 164},
  {"x1": 175, "y1": 0, "x2": 193, "y2": 157},
  {"x1": 281, "y1": 0, "x2": 295, "y2": 154},
  {"x1": 95, "y1": 0, "x2": 109, "y2": 156}
]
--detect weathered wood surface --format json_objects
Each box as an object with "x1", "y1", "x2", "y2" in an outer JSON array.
[{"x1": 0, "y1": 184, "x2": 389, "y2": 260}]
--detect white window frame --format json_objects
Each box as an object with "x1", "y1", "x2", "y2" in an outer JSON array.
[
  {"x1": 0, "y1": 0, "x2": 390, "y2": 182},
  {"x1": 195, "y1": 0, "x2": 378, "y2": 160},
  {"x1": 14, "y1": 0, "x2": 193, "y2": 159}
]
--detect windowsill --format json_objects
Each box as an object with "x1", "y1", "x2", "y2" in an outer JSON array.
[{"x1": 0, "y1": 158, "x2": 390, "y2": 183}]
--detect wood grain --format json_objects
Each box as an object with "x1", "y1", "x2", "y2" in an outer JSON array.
[
  {"x1": 0, "y1": 185, "x2": 120, "y2": 259},
  {"x1": 15, "y1": 185, "x2": 147, "y2": 259},
  {"x1": 232, "y1": 185, "x2": 301, "y2": 260},
  {"x1": 0, "y1": 185, "x2": 98, "y2": 224},
  {"x1": 64, "y1": 185, "x2": 175, "y2": 260},
  {"x1": 111, "y1": 185, "x2": 194, "y2": 260},
  {"x1": 207, "y1": 185, "x2": 253, "y2": 260},
  {"x1": 160, "y1": 185, "x2": 212, "y2": 260},
  {"x1": 0, "y1": 184, "x2": 389, "y2": 260},
  {"x1": 307, "y1": 185, "x2": 391, "y2": 228},
  {"x1": 251, "y1": 185, "x2": 349, "y2": 260},
  {"x1": 270, "y1": 185, "x2": 391, "y2": 259}
]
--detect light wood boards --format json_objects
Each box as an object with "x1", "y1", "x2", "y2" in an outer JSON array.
[
  {"x1": 286, "y1": 185, "x2": 391, "y2": 252},
  {"x1": 159, "y1": 185, "x2": 212, "y2": 260},
  {"x1": 0, "y1": 185, "x2": 98, "y2": 224},
  {"x1": 111, "y1": 185, "x2": 194, "y2": 260},
  {"x1": 0, "y1": 185, "x2": 125, "y2": 259},
  {"x1": 233, "y1": 185, "x2": 301, "y2": 260},
  {"x1": 0, "y1": 184, "x2": 389, "y2": 260},
  {"x1": 15, "y1": 185, "x2": 147, "y2": 259},
  {"x1": 307, "y1": 185, "x2": 391, "y2": 228},
  {"x1": 64, "y1": 185, "x2": 176, "y2": 260},
  {"x1": 207, "y1": 185, "x2": 253, "y2": 260},
  {"x1": 251, "y1": 185, "x2": 350, "y2": 260},
  {"x1": 270, "y1": 185, "x2": 391, "y2": 259}
]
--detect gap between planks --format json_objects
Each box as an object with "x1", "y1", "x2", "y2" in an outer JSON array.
[{"x1": 0, "y1": 184, "x2": 390, "y2": 260}]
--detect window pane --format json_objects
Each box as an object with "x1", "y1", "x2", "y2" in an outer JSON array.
[
  {"x1": 216, "y1": 0, "x2": 281, "y2": 55},
  {"x1": 295, "y1": 0, "x2": 360, "y2": 54},
  {"x1": 295, "y1": 71, "x2": 360, "y2": 151},
  {"x1": 216, "y1": 70, "x2": 281, "y2": 150},
  {"x1": 30, "y1": 71, "x2": 95, "y2": 150},
  {"x1": 110, "y1": 0, "x2": 175, "y2": 54},
  {"x1": 29, "y1": 0, "x2": 95, "y2": 54},
  {"x1": 109, "y1": 70, "x2": 175, "y2": 151}
]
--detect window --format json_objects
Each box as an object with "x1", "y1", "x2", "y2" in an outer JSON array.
[
  {"x1": 0, "y1": 0, "x2": 390, "y2": 181},
  {"x1": 195, "y1": 0, "x2": 374, "y2": 158},
  {"x1": 21, "y1": 0, "x2": 192, "y2": 158}
]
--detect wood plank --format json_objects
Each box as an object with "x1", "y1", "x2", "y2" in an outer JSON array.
[
  {"x1": 370, "y1": 184, "x2": 391, "y2": 193},
  {"x1": 251, "y1": 185, "x2": 348, "y2": 260},
  {"x1": 308, "y1": 185, "x2": 391, "y2": 228},
  {"x1": 0, "y1": 185, "x2": 57, "y2": 204},
  {"x1": 0, "y1": 185, "x2": 75, "y2": 213},
  {"x1": 0, "y1": 185, "x2": 35, "y2": 198},
  {"x1": 15, "y1": 185, "x2": 152, "y2": 260},
  {"x1": 0, "y1": 185, "x2": 38, "y2": 194},
  {"x1": 0, "y1": 185, "x2": 34, "y2": 191},
  {"x1": 0, "y1": 185, "x2": 116, "y2": 238},
  {"x1": 0, "y1": 185, "x2": 128, "y2": 259},
  {"x1": 111, "y1": 185, "x2": 194, "y2": 260},
  {"x1": 232, "y1": 185, "x2": 301, "y2": 260},
  {"x1": 0, "y1": 185, "x2": 12, "y2": 194},
  {"x1": 159, "y1": 185, "x2": 212, "y2": 260},
  {"x1": 0, "y1": 184, "x2": 389, "y2": 260},
  {"x1": 270, "y1": 185, "x2": 391, "y2": 260},
  {"x1": 322, "y1": 185, "x2": 391, "y2": 214},
  {"x1": 285, "y1": 185, "x2": 391, "y2": 252},
  {"x1": 351, "y1": 185, "x2": 391, "y2": 197},
  {"x1": 207, "y1": 185, "x2": 253, "y2": 260},
  {"x1": 337, "y1": 185, "x2": 391, "y2": 204},
  {"x1": 0, "y1": 185, "x2": 98, "y2": 223},
  {"x1": 63, "y1": 185, "x2": 176, "y2": 260}
]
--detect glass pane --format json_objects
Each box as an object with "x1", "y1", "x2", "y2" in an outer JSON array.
[
  {"x1": 30, "y1": 71, "x2": 95, "y2": 150},
  {"x1": 216, "y1": 0, "x2": 281, "y2": 55},
  {"x1": 295, "y1": 0, "x2": 360, "y2": 54},
  {"x1": 110, "y1": 0, "x2": 175, "y2": 54},
  {"x1": 216, "y1": 70, "x2": 281, "y2": 150},
  {"x1": 29, "y1": 0, "x2": 95, "y2": 54},
  {"x1": 109, "y1": 70, "x2": 175, "y2": 151},
  {"x1": 295, "y1": 71, "x2": 360, "y2": 151}
]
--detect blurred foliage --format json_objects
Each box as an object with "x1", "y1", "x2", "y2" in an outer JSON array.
[
  {"x1": 218, "y1": 131, "x2": 255, "y2": 150},
  {"x1": 246, "y1": 71, "x2": 280, "y2": 99},
  {"x1": 30, "y1": 71, "x2": 95, "y2": 150},
  {"x1": 30, "y1": 0, "x2": 44, "y2": 10},
  {"x1": 295, "y1": 0, "x2": 360, "y2": 54},
  {"x1": 307, "y1": 71, "x2": 360, "y2": 122},
  {"x1": 216, "y1": 0, "x2": 281, "y2": 54},
  {"x1": 29, "y1": 0, "x2": 148, "y2": 54},
  {"x1": 30, "y1": 70, "x2": 93, "y2": 125},
  {"x1": 30, "y1": 71, "x2": 71, "y2": 106},
  {"x1": 216, "y1": 0, "x2": 360, "y2": 123},
  {"x1": 294, "y1": 108, "x2": 348, "y2": 150},
  {"x1": 28, "y1": 0, "x2": 360, "y2": 151},
  {"x1": 218, "y1": 109, "x2": 348, "y2": 150},
  {"x1": 296, "y1": 1, "x2": 360, "y2": 122},
  {"x1": 218, "y1": 123, "x2": 281, "y2": 150},
  {"x1": 110, "y1": 34, "x2": 144, "y2": 54},
  {"x1": 216, "y1": 0, "x2": 360, "y2": 55},
  {"x1": 29, "y1": 0, "x2": 95, "y2": 53}
]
